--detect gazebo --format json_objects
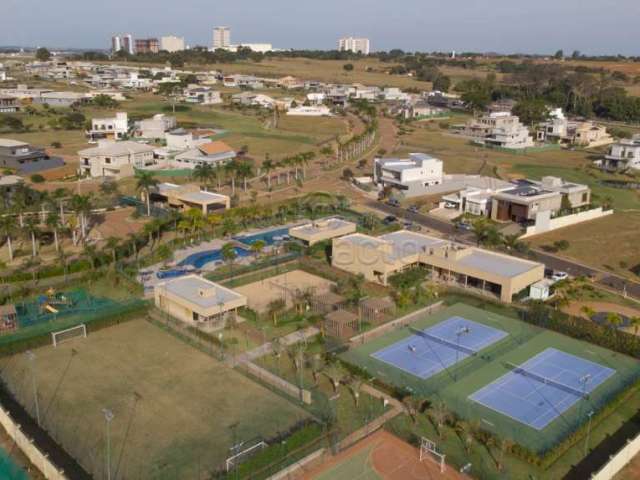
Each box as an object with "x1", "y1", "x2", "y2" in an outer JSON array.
[
  {"x1": 359, "y1": 297, "x2": 396, "y2": 324},
  {"x1": 311, "y1": 291, "x2": 346, "y2": 314},
  {"x1": 0, "y1": 304, "x2": 18, "y2": 333},
  {"x1": 324, "y1": 310, "x2": 359, "y2": 338}
]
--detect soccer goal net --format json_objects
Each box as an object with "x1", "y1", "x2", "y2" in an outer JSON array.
[
  {"x1": 225, "y1": 439, "x2": 267, "y2": 472},
  {"x1": 51, "y1": 324, "x2": 87, "y2": 347},
  {"x1": 419, "y1": 437, "x2": 445, "y2": 473}
]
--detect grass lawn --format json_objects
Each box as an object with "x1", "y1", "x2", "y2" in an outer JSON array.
[
  {"x1": 0, "y1": 319, "x2": 310, "y2": 480},
  {"x1": 340, "y1": 303, "x2": 640, "y2": 455},
  {"x1": 528, "y1": 211, "x2": 640, "y2": 278}
]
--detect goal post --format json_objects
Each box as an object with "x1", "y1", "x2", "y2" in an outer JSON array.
[
  {"x1": 225, "y1": 440, "x2": 267, "y2": 472},
  {"x1": 419, "y1": 437, "x2": 445, "y2": 473},
  {"x1": 51, "y1": 324, "x2": 87, "y2": 347}
]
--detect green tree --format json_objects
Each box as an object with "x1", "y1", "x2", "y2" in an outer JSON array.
[
  {"x1": 0, "y1": 214, "x2": 17, "y2": 262},
  {"x1": 343, "y1": 63, "x2": 354, "y2": 72},
  {"x1": 513, "y1": 98, "x2": 549, "y2": 126},
  {"x1": 35, "y1": 47, "x2": 51, "y2": 61},
  {"x1": 432, "y1": 75, "x2": 452, "y2": 93},
  {"x1": 135, "y1": 171, "x2": 158, "y2": 216}
]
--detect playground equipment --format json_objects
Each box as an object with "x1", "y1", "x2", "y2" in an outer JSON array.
[{"x1": 38, "y1": 288, "x2": 74, "y2": 315}]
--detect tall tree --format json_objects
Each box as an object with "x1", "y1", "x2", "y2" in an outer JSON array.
[
  {"x1": 135, "y1": 171, "x2": 159, "y2": 216},
  {"x1": 0, "y1": 214, "x2": 17, "y2": 262}
]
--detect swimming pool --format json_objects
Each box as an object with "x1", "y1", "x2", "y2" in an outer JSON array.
[
  {"x1": 0, "y1": 448, "x2": 28, "y2": 480},
  {"x1": 233, "y1": 227, "x2": 291, "y2": 246},
  {"x1": 178, "y1": 247, "x2": 251, "y2": 269}
]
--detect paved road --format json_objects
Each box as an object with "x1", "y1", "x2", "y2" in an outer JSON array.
[{"x1": 364, "y1": 200, "x2": 640, "y2": 301}]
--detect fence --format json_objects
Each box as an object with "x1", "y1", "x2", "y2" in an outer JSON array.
[
  {"x1": 266, "y1": 448, "x2": 325, "y2": 480},
  {"x1": 591, "y1": 432, "x2": 640, "y2": 480},
  {"x1": 0, "y1": 406, "x2": 67, "y2": 480},
  {"x1": 241, "y1": 362, "x2": 312, "y2": 405},
  {"x1": 520, "y1": 208, "x2": 613, "y2": 238},
  {"x1": 349, "y1": 301, "x2": 444, "y2": 345}
]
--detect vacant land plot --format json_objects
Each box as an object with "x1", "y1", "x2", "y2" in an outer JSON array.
[
  {"x1": 341, "y1": 303, "x2": 640, "y2": 454},
  {"x1": 0, "y1": 319, "x2": 309, "y2": 479},
  {"x1": 528, "y1": 211, "x2": 640, "y2": 278},
  {"x1": 300, "y1": 429, "x2": 468, "y2": 480},
  {"x1": 234, "y1": 269, "x2": 335, "y2": 312}
]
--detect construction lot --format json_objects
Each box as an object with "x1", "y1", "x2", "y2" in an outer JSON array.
[{"x1": 0, "y1": 319, "x2": 309, "y2": 479}]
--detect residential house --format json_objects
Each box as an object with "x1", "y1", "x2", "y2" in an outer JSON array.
[
  {"x1": 134, "y1": 114, "x2": 177, "y2": 141},
  {"x1": 600, "y1": 135, "x2": 640, "y2": 171},
  {"x1": 87, "y1": 112, "x2": 129, "y2": 143},
  {"x1": 373, "y1": 153, "x2": 444, "y2": 197},
  {"x1": 223, "y1": 75, "x2": 264, "y2": 89},
  {"x1": 182, "y1": 85, "x2": 222, "y2": 105},
  {"x1": 393, "y1": 100, "x2": 445, "y2": 120},
  {"x1": 78, "y1": 140, "x2": 155, "y2": 178},
  {"x1": 170, "y1": 141, "x2": 236, "y2": 169},
  {"x1": 382, "y1": 87, "x2": 410, "y2": 102},
  {"x1": 306, "y1": 92, "x2": 326, "y2": 105},
  {"x1": 458, "y1": 112, "x2": 534, "y2": 149},
  {"x1": 0, "y1": 139, "x2": 64, "y2": 173},
  {"x1": 0, "y1": 96, "x2": 19, "y2": 113},
  {"x1": 0, "y1": 175, "x2": 24, "y2": 207},
  {"x1": 286, "y1": 105, "x2": 332, "y2": 116},
  {"x1": 438, "y1": 176, "x2": 514, "y2": 217},
  {"x1": 278, "y1": 76, "x2": 304, "y2": 89},
  {"x1": 537, "y1": 110, "x2": 612, "y2": 148},
  {"x1": 332, "y1": 230, "x2": 544, "y2": 303},
  {"x1": 289, "y1": 218, "x2": 357, "y2": 246},
  {"x1": 232, "y1": 92, "x2": 276, "y2": 109}
]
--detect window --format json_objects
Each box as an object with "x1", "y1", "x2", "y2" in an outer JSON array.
[{"x1": 104, "y1": 157, "x2": 111, "y2": 164}]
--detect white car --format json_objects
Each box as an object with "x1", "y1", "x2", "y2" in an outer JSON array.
[{"x1": 551, "y1": 271, "x2": 569, "y2": 282}]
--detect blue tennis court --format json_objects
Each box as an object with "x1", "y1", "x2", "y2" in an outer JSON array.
[
  {"x1": 470, "y1": 348, "x2": 616, "y2": 430},
  {"x1": 371, "y1": 316, "x2": 508, "y2": 379}
]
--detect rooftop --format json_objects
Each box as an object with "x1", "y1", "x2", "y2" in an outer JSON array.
[
  {"x1": 379, "y1": 230, "x2": 447, "y2": 260},
  {"x1": 457, "y1": 248, "x2": 540, "y2": 278},
  {"x1": 198, "y1": 141, "x2": 235, "y2": 156},
  {"x1": 179, "y1": 190, "x2": 229, "y2": 204},
  {"x1": 290, "y1": 217, "x2": 355, "y2": 236},
  {"x1": 0, "y1": 139, "x2": 28, "y2": 148},
  {"x1": 78, "y1": 141, "x2": 154, "y2": 157},
  {"x1": 160, "y1": 275, "x2": 245, "y2": 309}
]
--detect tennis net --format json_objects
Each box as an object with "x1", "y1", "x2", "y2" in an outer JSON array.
[
  {"x1": 408, "y1": 326, "x2": 478, "y2": 356},
  {"x1": 504, "y1": 361, "x2": 589, "y2": 398}
]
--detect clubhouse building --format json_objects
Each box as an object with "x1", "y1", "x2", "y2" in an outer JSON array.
[
  {"x1": 332, "y1": 231, "x2": 544, "y2": 303},
  {"x1": 154, "y1": 275, "x2": 247, "y2": 331}
]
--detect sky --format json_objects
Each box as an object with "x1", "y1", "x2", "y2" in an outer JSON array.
[{"x1": 2, "y1": 0, "x2": 639, "y2": 55}]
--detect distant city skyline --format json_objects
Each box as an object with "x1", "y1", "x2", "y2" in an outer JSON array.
[{"x1": 2, "y1": 0, "x2": 639, "y2": 55}]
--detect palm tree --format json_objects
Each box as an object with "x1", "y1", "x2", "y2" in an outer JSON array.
[
  {"x1": 266, "y1": 298, "x2": 286, "y2": 326},
  {"x1": 192, "y1": 164, "x2": 214, "y2": 191},
  {"x1": 402, "y1": 396, "x2": 424, "y2": 424},
  {"x1": 250, "y1": 239, "x2": 266, "y2": 260},
  {"x1": 135, "y1": 171, "x2": 158, "y2": 216},
  {"x1": 105, "y1": 236, "x2": 119, "y2": 268},
  {"x1": 606, "y1": 312, "x2": 623, "y2": 330},
  {"x1": 580, "y1": 305, "x2": 596, "y2": 320},
  {"x1": 23, "y1": 216, "x2": 39, "y2": 258},
  {"x1": 207, "y1": 213, "x2": 223, "y2": 238},
  {"x1": 310, "y1": 354, "x2": 325, "y2": 385},
  {"x1": 497, "y1": 438, "x2": 514, "y2": 472},
  {"x1": 629, "y1": 316, "x2": 640, "y2": 340},
  {"x1": 83, "y1": 243, "x2": 98, "y2": 270},
  {"x1": 225, "y1": 161, "x2": 238, "y2": 195},
  {"x1": 428, "y1": 401, "x2": 450, "y2": 439},
  {"x1": 221, "y1": 242, "x2": 237, "y2": 272},
  {"x1": 0, "y1": 214, "x2": 17, "y2": 262},
  {"x1": 271, "y1": 337, "x2": 284, "y2": 374},
  {"x1": 235, "y1": 161, "x2": 253, "y2": 193},
  {"x1": 262, "y1": 159, "x2": 275, "y2": 189},
  {"x1": 70, "y1": 194, "x2": 91, "y2": 241},
  {"x1": 127, "y1": 232, "x2": 139, "y2": 261},
  {"x1": 214, "y1": 164, "x2": 225, "y2": 190},
  {"x1": 46, "y1": 211, "x2": 61, "y2": 253},
  {"x1": 58, "y1": 248, "x2": 70, "y2": 281},
  {"x1": 347, "y1": 376, "x2": 363, "y2": 407},
  {"x1": 322, "y1": 364, "x2": 344, "y2": 393}
]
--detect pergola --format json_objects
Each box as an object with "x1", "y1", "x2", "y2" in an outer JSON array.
[
  {"x1": 0, "y1": 304, "x2": 17, "y2": 333},
  {"x1": 311, "y1": 291, "x2": 346, "y2": 314},
  {"x1": 359, "y1": 297, "x2": 396, "y2": 324},
  {"x1": 324, "y1": 310, "x2": 359, "y2": 338}
]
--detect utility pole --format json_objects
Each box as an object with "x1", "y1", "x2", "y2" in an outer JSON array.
[
  {"x1": 25, "y1": 351, "x2": 40, "y2": 427},
  {"x1": 584, "y1": 410, "x2": 594, "y2": 456},
  {"x1": 102, "y1": 408, "x2": 114, "y2": 480}
]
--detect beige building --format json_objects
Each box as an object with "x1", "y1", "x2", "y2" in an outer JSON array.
[
  {"x1": 78, "y1": 140, "x2": 155, "y2": 178},
  {"x1": 289, "y1": 217, "x2": 357, "y2": 246},
  {"x1": 332, "y1": 230, "x2": 544, "y2": 303},
  {"x1": 154, "y1": 275, "x2": 247, "y2": 331},
  {"x1": 150, "y1": 182, "x2": 230, "y2": 214}
]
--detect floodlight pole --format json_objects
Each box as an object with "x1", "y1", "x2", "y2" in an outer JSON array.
[
  {"x1": 26, "y1": 350, "x2": 41, "y2": 427},
  {"x1": 103, "y1": 408, "x2": 114, "y2": 480},
  {"x1": 584, "y1": 410, "x2": 594, "y2": 456}
]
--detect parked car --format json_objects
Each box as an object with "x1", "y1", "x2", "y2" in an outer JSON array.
[
  {"x1": 551, "y1": 271, "x2": 569, "y2": 282},
  {"x1": 407, "y1": 205, "x2": 419, "y2": 214},
  {"x1": 456, "y1": 221, "x2": 472, "y2": 231},
  {"x1": 383, "y1": 215, "x2": 397, "y2": 224},
  {"x1": 444, "y1": 202, "x2": 458, "y2": 209},
  {"x1": 386, "y1": 198, "x2": 400, "y2": 207}
]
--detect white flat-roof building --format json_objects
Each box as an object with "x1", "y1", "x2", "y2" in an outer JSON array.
[
  {"x1": 213, "y1": 26, "x2": 231, "y2": 49},
  {"x1": 134, "y1": 114, "x2": 177, "y2": 141},
  {"x1": 602, "y1": 135, "x2": 640, "y2": 171},
  {"x1": 286, "y1": 105, "x2": 332, "y2": 117},
  {"x1": 289, "y1": 217, "x2": 357, "y2": 245},
  {"x1": 155, "y1": 275, "x2": 246, "y2": 331},
  {"x1": 374, "y1": 153, "x2": 443, "y2": 198},
  {"x1": 87, "y1": 112, "x2": 129, "y2": 143},
  {"x1": 149, "y1": 182, "x2": 230, "y2": 214},
  {"x1": 459, "y1": 112, "x2": 534, "y2": 150}
]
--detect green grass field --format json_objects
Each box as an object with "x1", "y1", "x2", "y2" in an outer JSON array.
[
  {"x1": 0, "y1": 319, "x2": 310, "y2": 479},
  {"x1": 340, "y1": 303, "x2": 640, "y2": 454}
]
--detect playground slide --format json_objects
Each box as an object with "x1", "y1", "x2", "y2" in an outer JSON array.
[{"x1": 45, "y1": 305, "x2": 59, "y2": 314}]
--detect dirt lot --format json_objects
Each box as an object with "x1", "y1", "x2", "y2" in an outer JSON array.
[
  {"x1": 0, "y1": 319, "x2": 309, "y2": 479},
  {"x1": 234, "y1": 269, "x2": 335, "y2": 313},
  {"x1": 299, "y1": 429, "x2": 470, "y2": 480}
]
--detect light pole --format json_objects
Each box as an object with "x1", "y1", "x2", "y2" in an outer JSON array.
[
  {"x1": 218, "y1": 332, "x2": 224, "y2": 361},
  {"x1": 455, "y1": 327, "x2": 470, "y2": 380},
  {"x1": 25, "y1": 350, "x2": 40, "y2": 427},
  {"x1": 102, "y1": 408, "x2": 114, "y2": 480},
  {"x1": 584, "y1": 410, "x2": 594, "y2": 456}
]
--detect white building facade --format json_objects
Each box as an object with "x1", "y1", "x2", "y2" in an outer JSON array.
[
  {"x1": 374, "y1": 153, "x2": 444, "y2": 197},
  {"x1": 160, "y1": 36, "x2": 185, "y2": 52},
  {"x1": 213, "y1": 27, "x2": 231, "y2": 49},
  {"x1": 338, "y1": 37, "x2": 370, "y2": 55}
]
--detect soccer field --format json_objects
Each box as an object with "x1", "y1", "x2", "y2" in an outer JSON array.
[{"x1": 0, "y1": 319, "x2": 310, "y2": 479}]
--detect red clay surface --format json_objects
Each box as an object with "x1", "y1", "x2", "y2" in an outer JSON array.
[{"x1": 299, "y1": 429, "x2": 470, "y2": 480}]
